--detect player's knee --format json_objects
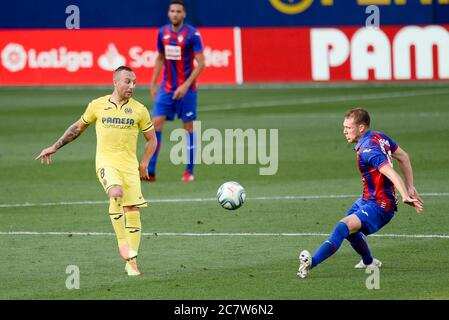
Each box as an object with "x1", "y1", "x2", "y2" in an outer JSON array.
[
  {"x1": 340, "y1": 215, "x2": 361, "y2": 234},
  {"x1": 108, "y1": 186, "x2": 123, "y2": 198},
  {"x1": 183, "y1": 121, "x2": 193, "y2": 133},
  {"x1": 154, "y1": 122, "x2": 164, "y2": 131},
  {"x1": 153, "y1": 117, "x2": 165, "y2": 131}
]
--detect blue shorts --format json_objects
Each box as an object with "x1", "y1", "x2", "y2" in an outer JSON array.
[
  {"x1": 345, "y1": 198, "x2": 394, "y2": 235},
  {"x1": 152, "y1": 89, "x2": 197, "y2": 122}
]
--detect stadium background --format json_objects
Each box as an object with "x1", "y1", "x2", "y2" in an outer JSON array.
[{"x1": 1, "y1": 0, "x2": 449, "y2": 302}]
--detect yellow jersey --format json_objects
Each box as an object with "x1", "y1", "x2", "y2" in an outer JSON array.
[{"x1": 81, "y1": 95, "x2": 154, "y2": 172}]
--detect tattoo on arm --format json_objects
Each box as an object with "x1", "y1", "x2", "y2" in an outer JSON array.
[{"x1": 55, "y1": 124, "x2": 81, "y2": 149}]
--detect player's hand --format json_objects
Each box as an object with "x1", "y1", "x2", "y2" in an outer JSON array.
[
  {"x1": 173, "y1": 83, "x2": 188, "y2": 100},
  {"x1": 403, "y1": 196, "x2": 424, "y2": 213},
  {"x1": 35, "y1": 146, "x2": 57, "y2": 165},
  {"x1": 407, "y1": 186, "x2": 423, "y2": 204},
  {"x1": 150, "y1": 85, "x2": 159, "y2": 101},
  {"x1": 139, "y1": 161, "x2": 150, "y2": 181}
]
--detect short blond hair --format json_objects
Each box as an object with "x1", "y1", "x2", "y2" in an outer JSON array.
[{"x1": 345, "y1": 108, "x2": 370, "y2": 127}]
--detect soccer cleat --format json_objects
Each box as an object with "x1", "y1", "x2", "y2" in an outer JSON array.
[
  {"x1": 119, "y1": 243, "x2": 138, "y2": 261},
  {"x1": 181, "y1": 171, "x2": 194, "y2": 182},
  {"x1": 142, "y1": 173, "x2": 156, "y2": 182},
  {"x1": 354, "y1": 258, "x2": 382, "y2": 269},
  {"x1": 125, "y1": 259, "x2": 142, "y2": 276},
  {"x1": 297, "y1": 250, "x2": 312, "y2": 279}
]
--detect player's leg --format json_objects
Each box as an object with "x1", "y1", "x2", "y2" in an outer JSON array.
[
  {"x1": 97, "y1": 167, "x2": 135, "y2": 260},
  {"x1": 312, "y1": 215, "x2": 360, "y2": 267},
  {"x1": 351, "y1": 202, "x2": 394, "y2": 268},
  {"x1": 108, "y1": 186, "x2": 125, "y2": 247},
  {"x1": 122, "y1": 170, "x2": 148, "y2": 276},
  {"x1": 147, "y1": 115, "x2": 166, "y2": 180},
  {"x1": 347, "y1": 232, "x2": 374, "y2": 267},
  {"x1": 123, "y1": 206, "x2": 142, "y2": 276},
  {"x1": 348, "y1": 230, "x2": 386, "y2": 269},
  {"x1": 182, "y1": 120, "x2": 195, "y2": 181},
  {"x1": 297, "y1": 213, "x2": 360, "y2": 278},
  {"x1": 179, "y1": 90, "x2": 197, "y2": 182},
  {"x1": 147, "y1": 89, "x2": 176, "y2": 180},
  {"x1": 108, "y1": 187, "x2": 137, "y2": 260},
  {"x1": 123, "y1": 206, "x2": 142, "y2": 255},
  {"x1": 342, "y1": 200, "x2": 375, "y2": 267}
]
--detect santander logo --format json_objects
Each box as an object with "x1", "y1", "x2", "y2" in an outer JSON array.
[{"x1": 97, "y1": 43, "x2": 126, "y2": 71}]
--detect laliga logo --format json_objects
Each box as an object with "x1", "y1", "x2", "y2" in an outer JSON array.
[
  {"x1": 1, "y1": 43, "x2": 27, "y2": 72},
  {"x1": 1, "y1": 42, "x2": 127, "y2": 73},
  {"x1": 1, "y1": 43, "x2": 93, "y2": 72},
  {"x1": 269, "y1": 0, "x2": 332, "y2": 15}
]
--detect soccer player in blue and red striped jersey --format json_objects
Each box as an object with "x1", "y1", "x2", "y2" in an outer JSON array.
[
  {"x1": 147, "y1": 0, "x2": 205, "y2": 182},
  {"x1": 297, "y1": 108, "x2": 424, "y2": 278}
]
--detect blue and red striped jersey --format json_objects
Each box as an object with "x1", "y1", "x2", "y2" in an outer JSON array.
[
  {"x1": 157, "y1": 23, "x2": 203, "y2": 93},
  {"x1": 354, "y1": 130, "x2": 399, "y2": 212}
]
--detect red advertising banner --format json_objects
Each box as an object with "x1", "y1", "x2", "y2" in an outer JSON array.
[
  {"x1": 199, "y1": 28, "x2": 236, "y2": 84},
  {"x1": 241, "y1": 25, "x2": 449, "y2": 82},
  {"x1": 1, "y1": 25, "x2": 448, "y2": 84},
  {"x1": 0, "y1": 28, "x2": 236, "y2": 85},
  {"x1": 241, "y1": 28, "x2": 311, "y2": 82}
]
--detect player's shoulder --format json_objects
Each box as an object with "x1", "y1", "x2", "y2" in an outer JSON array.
[
  {"x1": 184, "y1": 23, "x2": 197, "y2": 30},
  {"x1": 372, "y1": 130, "x2": 390, "y2": 139},
  {"x1": 159, "y1": 25, "x2": 169, "y2": 34},
  {"x1": 88, "y1": 95, "x2": 110, "y2": 107},
  {"x1": 185, "y1": 24, "x2": 200, "y2": 35},
  {"x1": 359, "y1": 132, "x2": 379, "y2": 150},
  {"x1": 370, "y1": 131, "x2": 395, "y2": 144},
  {"x1": 128, "y1": 98, "x2": 148, "y2": 111},
  {"x1": 363, "y1": 131, "x2": 396, "y2": 152},
  {"x1": 365, "y1": 137, "x2": 381, "y2": 149}
]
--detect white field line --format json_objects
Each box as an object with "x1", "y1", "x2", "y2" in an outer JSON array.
[
  {"x1": 200, "y1": 89, "x2": 449, "y2": 112},
  {"x1": 0, "y1": 231, "x2": 448, "y2": 239},
  {"x1": 1, "y1": 192, "x2": 448, "y2": 209}
]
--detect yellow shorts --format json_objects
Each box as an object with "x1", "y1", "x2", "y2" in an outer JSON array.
[{"x1": 96, "y1": 166, "x2": 147, "y2": 208}]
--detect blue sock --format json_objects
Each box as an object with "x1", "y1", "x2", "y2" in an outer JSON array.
[
  {"x1": 186, "y1": 131, "x2": 195, "y2": 174},
  {"x1": 347, "y1": 232, "x2": 373, "y2": 265},
  {"x1": 147, "y1": 130, "x2": 162, "y2": 175},
  {"x1": 311, "y1": 222, "x2": 349, "y2": 269}
]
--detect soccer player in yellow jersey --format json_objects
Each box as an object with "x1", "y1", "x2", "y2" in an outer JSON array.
[{"x1": 35, "y1": 66, "x2": 157, "y2": 276}]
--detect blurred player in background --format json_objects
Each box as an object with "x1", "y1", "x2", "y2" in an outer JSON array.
[
  {"x1": 35, "y1": 66, "x2": 157, "y2": 276},
  {"x1": 147, "y1": 0, "x2": 205, "y2": 182},
  {"x1": 297, "y1": 108, "x2": 424, "y2": 278}
]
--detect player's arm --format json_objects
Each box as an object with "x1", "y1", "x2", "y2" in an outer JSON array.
[
  {"x1": 391, "y1": 146, "x2": 423, "y2": 203},
  {"x1": 139, "y1": 128, "x2": 158, "y2": 181},
  {"x1": 35, "y1": 119, "x2": 89, "y2": 165},
  {"x1": 379, "y1": 164, "x2": 423, "y2": 213},
  {"x1": 150, "y1": 52, "x2": 165, "y2": 100},
  {"x1": 173, "y1": 52, "x2": 205, "y2": 100}
]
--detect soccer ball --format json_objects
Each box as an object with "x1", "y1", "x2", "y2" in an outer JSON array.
[{"x1": 217, "y1": 181, "x2": 246, "y2": 210}]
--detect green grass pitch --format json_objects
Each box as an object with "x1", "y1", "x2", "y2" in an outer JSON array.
[{"x1": 1, "y1": 83, "x2": 449, "y2": 300}]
